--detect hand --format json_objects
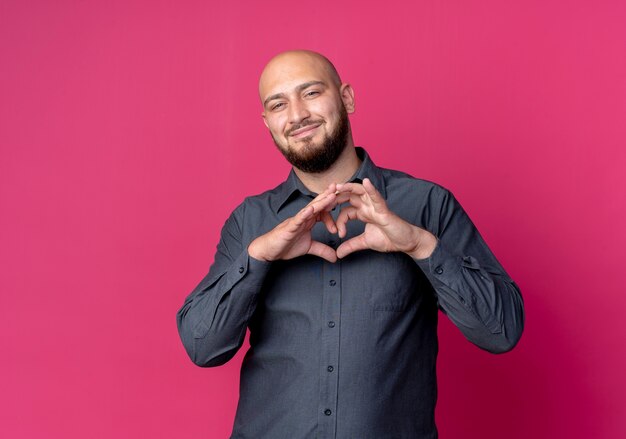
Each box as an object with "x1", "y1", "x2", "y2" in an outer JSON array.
[
  {"x1": 248, "y1": 184, "x2": 339, "y2": 263},
  {"x1": 334, "y1": 178, "x2": 437, "y2": 260}
]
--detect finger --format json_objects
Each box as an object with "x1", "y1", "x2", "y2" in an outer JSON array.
[
  {"x1": 336, "y1": 234, "x2": 369, "y2": 259},
  {"x1": 291, "y1": 190, "x2": 337, "y2": 231},
  {"x1": 308, "y1": 241, "x2": 338, "y2": 263},
  {"x1": 362, "y1": 178, "x2": 384, "y2": 207},
  {"x1": 306, "y1": 184, "x2": 334, "y2": 209},
  {"x1": 297, "y1": 204, "x2": 314, "y2": 221},
  {"x1": 335, "y1": 205, "x2": 358, "y2": 238},
  {"x1": 317, "y1": 183, "x2": 337, "y2": 201},
  {"x1": 335, "y1": 182, "x2": 366, "y2": 195},
  {"x1": 334, "y1": 192, "x2": 350, "y2": 204},
  {"x1": 309, "y1": 192, "x2": 337, "y2": 215},
  {"x1": 334, "y1": 192, "x2": 363, "y2": 207},
  {"x1": 319, "y1": 210, "x2": 337, "y2": 234},
  {"x1": 287, "y1": 205, "x2": 315, "y2": 232}
]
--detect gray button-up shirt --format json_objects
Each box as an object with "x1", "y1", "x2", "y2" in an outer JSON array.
[{"x1": 177, "y1": 148, "x2": 524, "y2": 438}]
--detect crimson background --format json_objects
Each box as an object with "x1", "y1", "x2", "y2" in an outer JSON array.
[{"x1": 1, "y1": 1, "x2": 625, "y2": 438}]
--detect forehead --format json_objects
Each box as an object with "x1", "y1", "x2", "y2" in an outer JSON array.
[{"x1": 259, "y1": 54, "x2": 335, "y2": 101}]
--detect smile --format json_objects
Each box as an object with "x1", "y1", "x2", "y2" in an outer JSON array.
[{"x1": 289, "y1": 123, "x2": 321, "y2": 139}]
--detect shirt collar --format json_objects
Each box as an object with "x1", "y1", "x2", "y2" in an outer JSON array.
[{"x1": 272, "y1": 147, "x2": 387, "y2": 213}]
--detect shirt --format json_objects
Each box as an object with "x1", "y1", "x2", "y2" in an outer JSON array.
[{"x1": 176, "y1": 147, "x2": 525, "y2": 439}]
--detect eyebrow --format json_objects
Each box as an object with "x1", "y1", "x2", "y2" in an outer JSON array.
[{"x1": 263, "y1": 81, "x2": 327, "y2": 108}]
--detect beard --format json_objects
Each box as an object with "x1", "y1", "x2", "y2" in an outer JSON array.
[{"x1": 272, "y1": 108, "x2": 350, "y2": 173}]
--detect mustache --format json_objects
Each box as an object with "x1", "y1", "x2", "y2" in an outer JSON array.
[{"x1": 286, "y1": 120, "x2": 324, "y2": 136}]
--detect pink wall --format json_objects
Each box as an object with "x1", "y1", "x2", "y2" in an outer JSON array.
[{"x1": 1, "y1": 1, "x2": 625, "y2": 437}]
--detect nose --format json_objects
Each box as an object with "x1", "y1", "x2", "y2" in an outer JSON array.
[{"x1": 287, "y1": 99, "x2": 310, "y2": 125}]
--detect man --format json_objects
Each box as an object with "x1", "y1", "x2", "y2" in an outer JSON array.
[{"x1": 177, "y1": 50, "x2": 524, "y2": 438}]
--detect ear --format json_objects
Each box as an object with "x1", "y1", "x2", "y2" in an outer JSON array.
[
  {"x1": 340, "y1": 83, "x2": 355, "y2": 114},
  {"x1": 261, "y1": 112, "x2": 269, "y2": 128}
]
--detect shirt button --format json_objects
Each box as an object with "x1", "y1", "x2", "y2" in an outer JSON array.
[
  {"x1": 324, "y1": 409, "x2": 332, "y2": 416},
  {"x1": 329, "y1": 279, "x2": 336, "y2": 286},
  {"x1": 238, "y1": 267, "x2": 244, "y2": 274},
  {"x1": 327, "y1": 365, "x2": 334, "y2": 372},
  {"x1": 327, "y1": 321, "x2": 335, "y2": 328},
  {"x1": 435, "y1": 266, "x2": 444, "y2": 275}
]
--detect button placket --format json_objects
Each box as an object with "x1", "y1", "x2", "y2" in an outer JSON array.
[{"x1": 317, "y1": 249, "x2": 341, "y2": 438}]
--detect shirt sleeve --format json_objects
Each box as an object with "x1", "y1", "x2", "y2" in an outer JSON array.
[
  {"x1": 413, "y1": 188, "x2": 525, "y2": 353},
  {"x1": 176, "y1": 204, "x2": 271, "y2": 367}
]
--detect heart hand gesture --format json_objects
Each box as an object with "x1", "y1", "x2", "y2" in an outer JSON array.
[{"x1": 334, "y1": 178, "x2": 437, "y2": 260}]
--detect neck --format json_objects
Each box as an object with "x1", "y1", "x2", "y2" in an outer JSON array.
[{"x1": 294, "y1": 142, "x2": 361, "y2": 194}]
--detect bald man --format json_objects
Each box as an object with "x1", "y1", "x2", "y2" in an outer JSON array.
[{"x1": 177, "y1": 50, "x2": 524, "y2": 439}]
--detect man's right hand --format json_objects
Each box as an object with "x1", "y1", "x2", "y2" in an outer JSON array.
[{"x1": 247, "y1": 184, "x2": 339, "y2": 263}]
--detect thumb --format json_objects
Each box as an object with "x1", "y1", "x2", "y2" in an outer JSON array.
[{"x1": 336, "y1": 234, "x2": 369, "y2": 259}]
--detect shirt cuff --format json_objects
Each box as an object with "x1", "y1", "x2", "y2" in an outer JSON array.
[
  {"x1": 191, "y1": 251, "x2": 272, "y2": 339},
  {"x1": 413, "y1": 239, "x2": 463, "y2": 289},
  {"x1": 225, "y1": 249, "x2": 273, "y2": 291}
]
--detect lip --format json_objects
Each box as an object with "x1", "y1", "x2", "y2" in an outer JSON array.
[{"x1": 289, "y1": 123, "x2": 321, "y2": 139}]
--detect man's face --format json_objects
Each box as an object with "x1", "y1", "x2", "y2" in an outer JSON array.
[{"x1": 259, "y1": 53, "x2": 354, "y2": 173}]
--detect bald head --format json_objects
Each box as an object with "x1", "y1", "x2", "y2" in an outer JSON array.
[{"x1": 259, "y1": 50, "x2": 342, "y2": 105}]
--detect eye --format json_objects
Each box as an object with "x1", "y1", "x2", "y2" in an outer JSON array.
[
  {"x1": 305, "y1": 90, "x2": 320, "y2": 98},
  {"x1": 271, "y1": 102, "x2": 285, "y2": 111}
]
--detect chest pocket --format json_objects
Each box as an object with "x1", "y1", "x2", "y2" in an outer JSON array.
[{"x1": 344, "y1": 250, "x2": 428, "y2": 312}]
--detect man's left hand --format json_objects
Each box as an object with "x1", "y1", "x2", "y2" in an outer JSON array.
[{"x1": 334, "y1": 178, "x2": 437, "y2": 260}]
